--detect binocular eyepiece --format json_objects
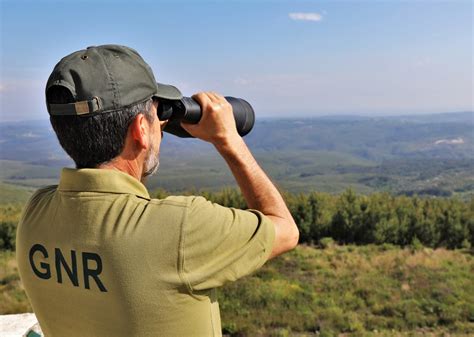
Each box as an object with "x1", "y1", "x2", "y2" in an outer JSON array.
[{"x1": 157, "y1": 97, "x2": 255, "y2": 138}]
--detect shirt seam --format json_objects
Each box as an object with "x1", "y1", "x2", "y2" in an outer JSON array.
[
  {"x1": 178, "y1": 203, "x2": 191, "y2": 291},
  {"x1": 57, "y1": 189, "x2": 150, "y2": 199},
  {"x1": 177, "y1": 201, "x2": 204, "y2": 301},
  {"x1": 210, "y1": 292, "x2": 216, "y2": 337},
  {"x1": 56, "y1": 191, "x2": 188, "y2": 208},
  {"x1": 148, "y1": 199, "x2": 188, "y2": 207}
]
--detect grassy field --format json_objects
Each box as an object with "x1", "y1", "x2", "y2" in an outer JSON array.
[
  {"x1": 0, "y1": 250, "x2": 31, "y2": 314},
  {"x1": 2, "y1": 244, "x2": 473, "y2": 336}
]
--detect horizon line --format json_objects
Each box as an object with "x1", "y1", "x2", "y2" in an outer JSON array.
[{"x1": 0, "y1": 110, "x2": 472, "y2": 125}]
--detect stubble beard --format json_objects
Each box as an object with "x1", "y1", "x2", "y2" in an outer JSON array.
[{"x1": 143, "y1": 138, "x2": 160, "y2": 178}]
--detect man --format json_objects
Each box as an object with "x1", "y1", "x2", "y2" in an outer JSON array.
[{"x1": 16, "y1": 44, "x2": 299, "y2": 337}]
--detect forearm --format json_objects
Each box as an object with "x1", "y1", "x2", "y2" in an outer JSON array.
[
  {"x1": 214, "y1": 137, "x2": 293, "y2": 222},
  {"x1": 215, "y1": 136, "x2": 299, "y2": 257}
]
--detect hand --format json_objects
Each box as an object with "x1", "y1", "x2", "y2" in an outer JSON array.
[{"x1": 180, "y1": 92, "x2": 241, "y2": 146}]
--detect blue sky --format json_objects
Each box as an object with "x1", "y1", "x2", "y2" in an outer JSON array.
[{"x1": 0, "y1": 0, "x2": 472, "y2": 121}]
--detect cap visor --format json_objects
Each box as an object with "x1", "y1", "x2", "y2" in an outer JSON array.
[{"x1": 154, "y1": 82, "x2": 183, "y2": 100}]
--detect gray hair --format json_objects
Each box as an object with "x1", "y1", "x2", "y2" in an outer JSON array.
[{"x1": 48, "y1": 84, "x2": 157, "y2": 168}]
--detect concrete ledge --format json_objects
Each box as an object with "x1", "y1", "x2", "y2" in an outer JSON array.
[{"x1": 0, "y1": 313, "x2": 43, "y2": 337}]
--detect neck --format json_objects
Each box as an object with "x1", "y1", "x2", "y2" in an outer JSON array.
[{"x1": 98, "y1": 158, "x2": 143, "y2": 182}]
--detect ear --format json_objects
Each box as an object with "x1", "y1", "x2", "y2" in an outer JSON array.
[{"x1": 129, "y1": 114, "x2": 150, "y2": 150}]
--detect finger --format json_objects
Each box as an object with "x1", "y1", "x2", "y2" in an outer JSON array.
[
  {"x1": 206, "y1": 91, "x2": 219, "y2": 102},
  {"x1": 198, "y1": 92, "x2": 226, "y2": 113},
  {"x1": 204, "y1": 92, "x2": 222, "y2": 108},
  {"x1": 212, "y1": 93, "x2": 231, "y2": 111},
  {"x1": 211, "y1": 91, "x2": 226, "y2": 102},
  {"x1": 192, "y1": 92, "x2": 213, "y2": 109},
  {"x1": 208, "y1": 93, "x2": 230, "y2": 112},
  {"x1": 208, "y1": 92, "x2": 227, "y2": 105},
  {"x1": 160, "y1": 120, "x2": 168, "y2": 130}
]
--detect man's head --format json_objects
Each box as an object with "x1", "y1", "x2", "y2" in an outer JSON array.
[{"x1": 45, "y1": 45, "x2": 182, "y2": 180}]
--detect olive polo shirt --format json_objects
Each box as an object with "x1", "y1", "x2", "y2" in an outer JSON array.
[{"x1": 16, "y1": 168, "x2": 275, "y2": 337}]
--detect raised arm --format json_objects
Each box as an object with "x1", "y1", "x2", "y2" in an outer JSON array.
[{"x1": 180, "y1": 92, "x2": 299, "y2": 259}]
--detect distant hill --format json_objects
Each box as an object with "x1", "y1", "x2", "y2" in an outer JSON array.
[
  {"x1": 0, "y1": 111, "x2": 473, "y2": 199},
  {"x1": 243, "y1": 111, "x2": 473, "y2": 160}
]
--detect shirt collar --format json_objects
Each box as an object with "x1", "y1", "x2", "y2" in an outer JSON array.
[{"x1": 58, "y1": 167, "x2": 150, "y2": 200}]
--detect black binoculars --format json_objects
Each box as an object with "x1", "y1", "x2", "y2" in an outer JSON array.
[{"x1": 157, "y1": 96, "x2": 255, "y2": 138}]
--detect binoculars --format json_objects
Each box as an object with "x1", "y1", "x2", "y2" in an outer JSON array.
[{"x1": 157, "y1": 96, "x2": 255, "y2": 138}]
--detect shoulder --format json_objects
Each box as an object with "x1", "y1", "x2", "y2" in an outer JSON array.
[
  {"x1": 147, "y1": 195, "x2": 207, "y2": 208},
  {"x1": 139, "y1": 196, "x2": 210, "y2": 228},
  {"x1": 19, "y1": 185, "x2": 58, "y2": 220},
  {"x1": 28, "y1": 185, "x2": 58, "y2": 205},
  {"x1": 145, "y1": 195, "x2": 217, "y2": 219}
]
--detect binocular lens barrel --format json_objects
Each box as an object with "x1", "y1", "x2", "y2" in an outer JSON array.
[{"x1": 159, "y1": 96, "x2": 255, "y2": 138}]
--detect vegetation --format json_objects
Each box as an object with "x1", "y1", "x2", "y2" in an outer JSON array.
[
  {"x1": 219, "y1": 244, "x2": 474, "y2": 336},
  {"x1": 0, "y1": 182, "x2": 33, "y2": 204},
  {"x1": 176, "y1": 188, "x2": 474, "y2": 249},
  {"x1": 0, "y1": 204, "x2": 23, "y2": 250},
  {"x1": 0, "y1": 250, "x2": 32, "y2": 314},
  {"x1": 1, "y1": 169, "x2": 473, "y2": 335},
  {"x1": 1, "y1": 245, "x2": 472, "y2": 336},
  {"x1": 1, "y1": 189, "x2": 473, "y2": 251}
]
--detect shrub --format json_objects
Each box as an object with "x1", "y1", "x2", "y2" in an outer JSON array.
[
  {"x1": 0, "y1": 221, "x2": 17, "y2": 250},
  {"x1": 319, "y1": 237, "x2": 335, "y2": 249}
]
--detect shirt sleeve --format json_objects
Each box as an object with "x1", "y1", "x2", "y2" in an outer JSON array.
[{"x1": 180, "y1": 196, "x2": 275, "y2": 292}]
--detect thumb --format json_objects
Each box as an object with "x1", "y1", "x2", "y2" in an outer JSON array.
[
  {"x1": 180, "y1": 121, "x2": 194, "y2": 129},
  {"x1": 180, "y1": 121, "x2": 197, "y2": 134}
]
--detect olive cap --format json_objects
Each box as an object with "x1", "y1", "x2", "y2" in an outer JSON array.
[{"x1": 46, "y1": 44, "x2": 182, "y2": 116}]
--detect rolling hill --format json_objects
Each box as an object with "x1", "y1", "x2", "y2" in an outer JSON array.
[{"x1": 0, "y1": 111, "x2": 472, "y2": 201}]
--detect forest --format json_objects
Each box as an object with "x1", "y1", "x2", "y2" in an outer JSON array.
[
  {"x1": 176, "y1": 188, "x2": 473, "y2": 249},
  {"x1": 1, "y1": 188, "x2": 473, "y2": 251}
]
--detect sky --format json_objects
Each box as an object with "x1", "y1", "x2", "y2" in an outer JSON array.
[{"x1": 0, "y1": 0, "x2": 472, "y2": 121}]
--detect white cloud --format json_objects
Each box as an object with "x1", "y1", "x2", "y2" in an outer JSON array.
[{"x1": 289, "y1": 12, "x2": 323, "y2": 22}]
